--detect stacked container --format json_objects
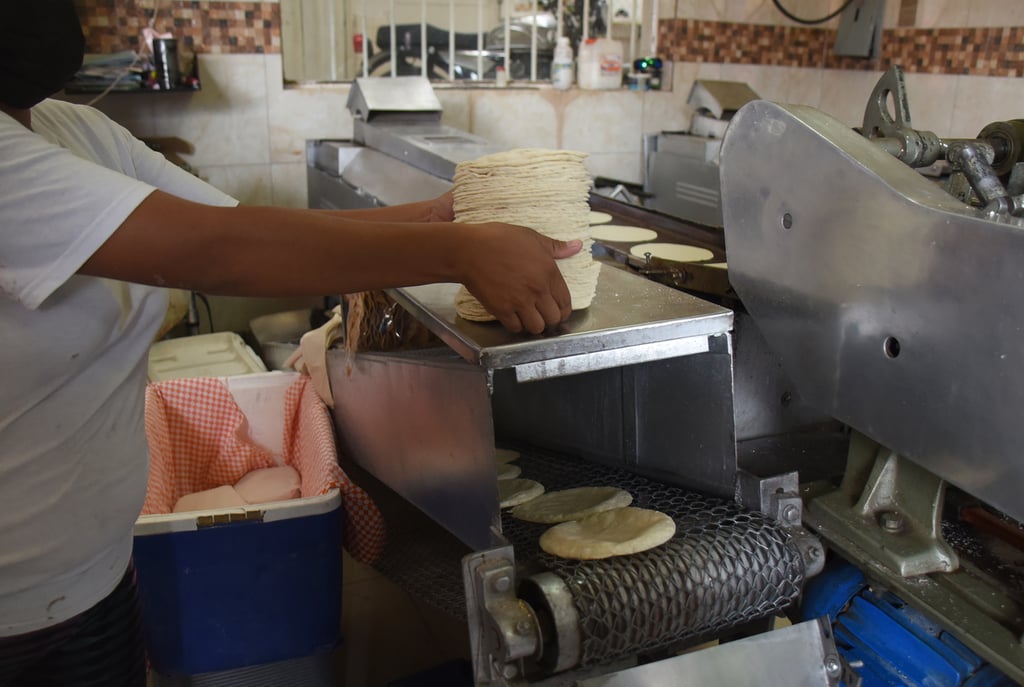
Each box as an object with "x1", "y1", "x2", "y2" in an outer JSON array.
[{"x1": 577, "y1": 37, "x2": 624, "y2": 90}]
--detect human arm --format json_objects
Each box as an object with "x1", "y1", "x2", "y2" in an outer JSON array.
[
  {"x1": 316, "y1": 190, "x2": 454, "y2": 223},
  {"x1": 80, "y1": 191, "x2": 581, "y2": 334}
]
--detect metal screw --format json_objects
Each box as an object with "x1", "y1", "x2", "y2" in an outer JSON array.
[
  {"x1": 515, "y1": 620, "x2": 533, "y2": 636},
  {"x1": 782, "y1": 212, "x2": 793, "y2": 229},
  {"x1": 807, "y1": 545, "x2": 822, "y2": 560},
  {"x1": 824, "y1": 655, "x2": 842, "y2": 678},
  {"x1": 492, "y1": 575, "x2": 511, "y2": 593},
  {"x1": 782, "y1": 504, "x2": 800, "y2": 524},
  {"x1": 502, "y1": 663, "x2": 519, "y2": 679},
  {"x1": 879, "y1": 511, "x2": 904, "y2": 533}
]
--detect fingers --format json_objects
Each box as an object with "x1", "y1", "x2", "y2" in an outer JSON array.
[
  {"x1": 536, "y1": 293, "x2": 566, "y2": 328},
  {"x1": 551, "y1": 238, "x2": 583, "y2": 259}
]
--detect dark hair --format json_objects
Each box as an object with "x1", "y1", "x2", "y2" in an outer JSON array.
[{"x1": 0, "y1": 1, "x2": 86, "y2": 108}]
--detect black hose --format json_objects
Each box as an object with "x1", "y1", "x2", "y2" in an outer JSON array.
[{"x1": 771, "y1": 0, "x2": 856, "y2": 25}]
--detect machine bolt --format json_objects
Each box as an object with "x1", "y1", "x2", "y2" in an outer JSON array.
[
  {"x1": 502, "y1": 663, "x2": 519, "y2": 679},
  {"x1": 879, "y1": 511, "x2": 904, "y2": 533},
  {"x1": 492, "y1": 574, "x2": 512, "y2": 594},
  {"x1": 824, "y1": 655, "x2": 842, "y2": 678},
  {"x1": 515, "y1": 619, "x2": 533, "y2": 636},
  {"x1": 782, "y1": 504, "x2": 801, "y2": 525}
]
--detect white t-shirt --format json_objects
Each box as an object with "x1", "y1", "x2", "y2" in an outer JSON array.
[{"x1": 0, "y1": 99, "x2": 237, "y2": 635}]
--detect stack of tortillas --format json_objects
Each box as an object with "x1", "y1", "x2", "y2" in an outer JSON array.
[{"x1": 451, "y1": 148, "x2": 600, "y2": 322}]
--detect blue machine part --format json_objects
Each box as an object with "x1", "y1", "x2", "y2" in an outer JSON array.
[{"x1": 801, "y1": 559, "x2": 1015, "y2": 687}]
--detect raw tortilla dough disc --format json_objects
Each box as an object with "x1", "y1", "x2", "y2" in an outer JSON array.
[
  {"x1": 590, "y1": 225, "x2": 659, "y2": 243},
  {"x1": 495, "y1": 448, "x2": 521, "y2": 464},
  {"x1": 510, "y1": 486, "x2": 632, "y2": 524},
  {"x1": 499, "y1": 478, "x2": 546, "y2": 508},
  {"x1": 498, "y1": 462, "x2": 522, "y2": 480},
  {"x1": 588, "y1": 211, "x2": 613, "y2": 225},
  {"x1": 540, "y1": 507, "x2": 677, "y2": 560},
  {"x1": 629, "y1": 242, "x2": 714, "y2": 263},
  {"x1": 705, "y1": 262, "x2": 728, "y2": 269}
]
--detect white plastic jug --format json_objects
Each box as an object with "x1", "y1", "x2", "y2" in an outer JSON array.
[
  {"x1": 577, "y1": 38, "x2": 623, "y2": 90},
  {"x1": 551, "y1": 36, "x2": 574, "y2": 90}
]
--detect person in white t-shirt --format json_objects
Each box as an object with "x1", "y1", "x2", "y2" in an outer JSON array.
[{"x1": 0, "y1": 3, "x2": 581, "y2": 685}]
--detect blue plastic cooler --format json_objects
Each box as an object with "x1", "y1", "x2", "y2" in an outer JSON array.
[{"x1": 133, "y1": 490, "x2": 342, "y2": 675}]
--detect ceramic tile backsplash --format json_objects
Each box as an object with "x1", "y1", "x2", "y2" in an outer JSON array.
[
  {"x1": 72, "y1": 0, "x2": 282, "y2": 63},
  {"x1": 660, "y1": 18, "x2": 1024, "y2": 77}
]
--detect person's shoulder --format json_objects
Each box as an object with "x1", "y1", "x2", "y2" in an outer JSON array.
[{"x1": 34, "y1": 98, "x2": 115, "y2": 127}]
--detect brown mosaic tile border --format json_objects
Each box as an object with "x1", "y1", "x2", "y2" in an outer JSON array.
[
  {"x1": 658, "y1": 19, "x2": 1024, "y2": 78},
  {"x1": 73, "y1": 1, "x2": 281, "y2": 58}
]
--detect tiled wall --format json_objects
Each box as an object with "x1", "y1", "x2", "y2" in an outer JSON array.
[
  {"x1": 67, "y1": 0, "x2": 1024, "y2": 202},
  {"x1": 74, "y1": 0, "x2": 282, "y2": 57}
]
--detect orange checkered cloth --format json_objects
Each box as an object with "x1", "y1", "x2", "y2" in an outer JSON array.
[{"x1": 142, "y1": 375, "x2": 385, "y2": 564}]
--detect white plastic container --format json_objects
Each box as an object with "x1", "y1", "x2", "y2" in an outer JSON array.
[
  {"x1": 577, "y1": 37, "x2": 623, "y2": 90},
  {"x1": 551, "y1": 36, "x2": 574, "y2": 90},
  {"x1": 148, "y1": 331, "x2": 267, "y2": 381}
]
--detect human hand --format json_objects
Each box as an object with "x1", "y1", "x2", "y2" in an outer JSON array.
[
  {"x1": 455, "y1": 223, "x2": 583, "y2": 335},
  {"x1": 424, "y1": 191, "x2": 454, "y2": 222}
]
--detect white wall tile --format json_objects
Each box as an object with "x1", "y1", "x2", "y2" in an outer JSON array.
[
  {"x1": 674, "y1": 0, "x2": 727, "y2": 21},
  {"x1": 264, "y1": 54, "x2": 353, "y2": 164},
  {"x1": 200, "y1": 163, "x2": 274, "y2": 205},
  {"x1": 271, "y1": 162, "x2": 310, "y2": 208},
  {"x1": 642, "y1": 90, "x2": 693, "y2": 133},
  {"x1": 563, "y1": 91, "x2": 645, "y2": 153},
  {"x1": 968, "y1": 1, "x2": 1024, "y2": 27},
  {"x1": 658, "y1": 0, "x2": 677, "y2": 20},
  {"x1": 950, "y1": 74, "x2": 1024, "y2": 138},
  {"x1": 914, "y1": 0, "x2": 969, "y2": 28},
  {"x1": 901, "y1": 72, "x2": 956, "y2": 135},
  {"x1": 61, "y1": 92, "x2": 159, "y2": 138},
  {"x1": 585, "y1": 151, "x2": 645, "y2": 183},
  {"x1": 737, "y1": 0, "x2": 841, "y2": 28},
  {"x1": 153, "y1": 54, "x2": 272, "y2": 167},
  {"x1": 469, "y1": 91, "x2": 558, "y2": 149},
  {"x1": 817, "y1": 68, "x2": 885, "y2": 126},
  {"x1": 881, "y1": 0, "x2": 902, "y2": 28},
  {"x1": 782, "y1": 66, "x2": 823, "y2": 108},
  {"x1": 436, "y1": 88, "x2": 473, "y2": 131}
]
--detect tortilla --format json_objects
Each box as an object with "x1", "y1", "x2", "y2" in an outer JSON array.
[
  {"x1": 510, "y1": 486, "x2": 632, "y2": 524},
  {"x1": 705, "y1": 262, "x2": 728, "y2": 269},
  {"x1": 629, "y1": 243, "x2": 714, "y2": 263},
  {"x1": 539, "y1": 507, "x2": 677, "y2": 560},
  {"x1": 495, "y1": 448, "x2": 520, "y2": 464},
  {"x1": 589, "y1": 211, "x2": 613, "y2": 225},
  {"x1": 452, "y1": 148, "x2": 600, "y2": 320},
  {"x1": 590, "y1": 225, "x2": 659, "y2": 243},
  {"x1": 498, "y1": 462, "x2": 522, "y2": 480},
  {"x1": 499, "y1": 478, "x2": 545, "y2": 508}
]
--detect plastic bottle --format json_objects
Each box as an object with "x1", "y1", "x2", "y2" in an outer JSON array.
[
  {"x1": 577, "y1": 38, "x2": 623, "y2": 90},
  {"x1": 551, "y1": 36, "x2": 574, "y2": 91}
]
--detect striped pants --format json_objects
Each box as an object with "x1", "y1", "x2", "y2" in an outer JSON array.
[{"x1": 0, "y1": 561, "x2": 146, "y2": 687}]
